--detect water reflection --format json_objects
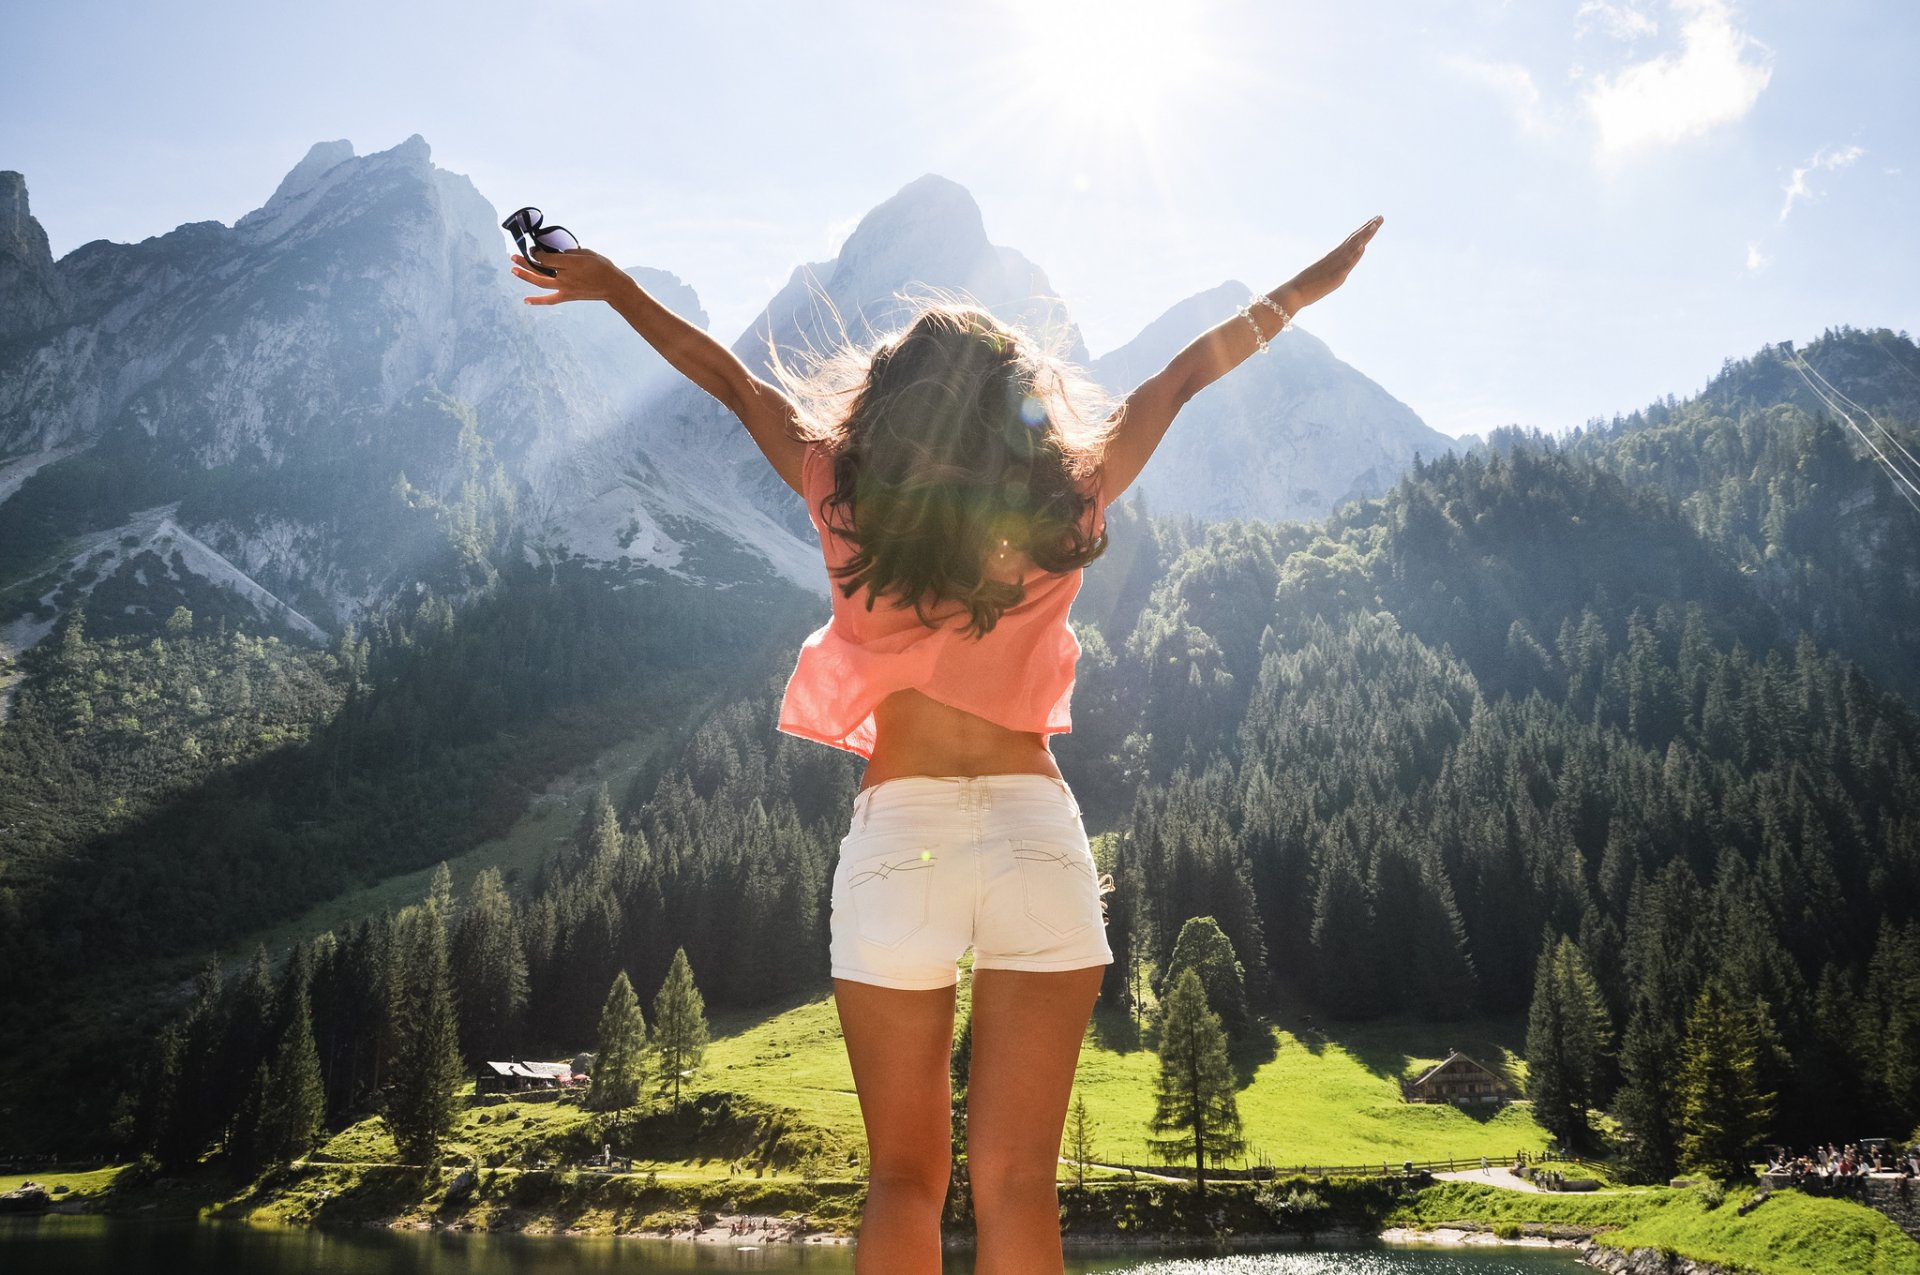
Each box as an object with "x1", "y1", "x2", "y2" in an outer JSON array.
[{"x1": 0, "y1": 1218, "x2": 1589, "y2": 1274}]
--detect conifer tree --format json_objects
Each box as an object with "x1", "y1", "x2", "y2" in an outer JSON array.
[
  {"x1": 219, "y1": 946, "x2": 277, "y2": 1148},
  {"x1": 1149, "y1": 968, "x2": 1244, "y2": 1194},
  {"x1": 451, "y1": 867, "x2": 528, "y2": 1063},
  {"x1": 1525, "y1": 934, "x2": 1613, "y2": 1150},
  {"x1": 651, "y1": 947, "x2": 709, "y2": 1112},
  {"x1": 255, "y1": 979, "x2": 327, "y2": 1169},
  {"x1": 381, "y1": 903, "x2": 464, "y2": 1166},
  {"x1": 1064, "y1": 1090, "x2": 1097, "y2": 1191},
  {"x1": 1163, "y1": 916, "x2": 1250, "y2": 1037},
  {"x1": 1310, "y1": 830, "x2": 1377, "y2": 1019},
  {"x1": 1677, "y1": 986, "x2": 1775, "y2": 1179},
  {"x1": 588, "y1": 971, "x2": 647, "y2": 1111},
  {"x1": 151, "y1": 958, "x2": 225, "y2": 1168},
  {"x1": 428, "y1": 861, "x2": 455, "y2": 920}
]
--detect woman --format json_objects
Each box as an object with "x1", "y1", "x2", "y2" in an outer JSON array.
[{"x1": 511, "y1": 211, "x2": 1381, "y2": 1274}]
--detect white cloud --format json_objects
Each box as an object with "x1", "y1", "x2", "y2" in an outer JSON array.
[
  {"x1": 1779, "y1": 144, "x2": 1865, "y2": 221},
  {"x1": 1577, "y1": 1, "x2": 1659, "y2": 41},
  {"x1": 1582, "y1": 0, "x2": 1772, "y2": 157},
  {"x1": 1745, "y1": 243, "x2": 1770, "y2": 272},
  {"x1": 1455, "y1": 57, "x2": 1555, "y2": 136}
]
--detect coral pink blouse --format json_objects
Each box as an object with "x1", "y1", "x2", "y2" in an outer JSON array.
[{"x1": 776, "y1": 442, "x2": 1106, "y2": 759}]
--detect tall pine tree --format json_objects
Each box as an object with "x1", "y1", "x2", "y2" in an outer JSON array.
[
  {"x1": 1525, "y1": 934, "x2": 1613, "y2": 1151},
  {"x1": 651, "y1": 947, "x2": 708, "y2": 1113},
  {"x1": 1148, "y1": 968, "x2": 1244, "y2": 1194},
  {"x1": 451, "y1": 867, "x2": 528, "y2": 1063},
  {"x1": 381, "y1": 901, "x2": 464, "y2": 1166},
  {"x1": 1677, "y1": 985, "x2": 1776, "y2": 1180},
  {"x1": 588, "y1": 971, "x2": 647, "y2": 1112}
]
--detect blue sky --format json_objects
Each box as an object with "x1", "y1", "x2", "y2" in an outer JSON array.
[{"x1": 3, "y1": 0, "x2": 1913, "y2": 438}]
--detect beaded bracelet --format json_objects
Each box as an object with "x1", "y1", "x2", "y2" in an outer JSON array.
[
  {"x1": 1235, "y1": 294, "x2": 1294, "y2": 354},
  {"x1": 1253, "y1": 293, "x2": 1294, "y2": 331},
  {"x1": 1235, "y1": 304, "x2": 1270, "y2": 354}
]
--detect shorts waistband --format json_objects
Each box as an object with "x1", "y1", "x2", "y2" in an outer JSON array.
[{"x1": 851, "y1": 773, "x2": 1078, "y2": 827}]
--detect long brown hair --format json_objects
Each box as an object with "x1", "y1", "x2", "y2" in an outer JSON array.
[{"x1": 773, "y1": 297, "x2": 1113, "y2": 636}]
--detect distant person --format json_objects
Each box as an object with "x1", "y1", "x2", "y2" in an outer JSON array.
[{"x1": 511, "y1": 214, "x2": 1382, "y2": 1275}]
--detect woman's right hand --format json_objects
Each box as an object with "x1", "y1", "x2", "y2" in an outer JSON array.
[
  {"x1": 509, "y1": 247, "x2": 632, "y2": 305},
  {"x1": 1278, "y1": 215, "x2": 1384, "y2": 313}
]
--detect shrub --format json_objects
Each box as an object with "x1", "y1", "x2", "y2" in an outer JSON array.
[{"x1": 1493, "y1": 1221, "x2": 1523, "y2": 1239}]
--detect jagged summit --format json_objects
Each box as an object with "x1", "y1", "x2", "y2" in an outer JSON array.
[
  {"x1": 235, "y1": 134, "x2": 442, "y2": 245},
  {"x1": 0, "y1": 171, "x2": 68, "y2": 340},
  {"x1": 261, "y1": 139, "x2": 355, "y2": 209},
  {"x1": 732, "y1": 172, "x2": 1084, "y2": 376}
]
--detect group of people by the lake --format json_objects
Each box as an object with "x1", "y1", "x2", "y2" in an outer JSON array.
[{"x1": 1767, "y1": 1141, "x2": 1920, "y2": 1182}]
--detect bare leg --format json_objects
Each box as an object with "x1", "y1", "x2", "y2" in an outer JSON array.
[
  {"x1": 833, "y1": 977, "x2": 956, "y2": 1275},
  {"x1": 966, "y1": 965, "x2": 1105, "y2": 1275}
]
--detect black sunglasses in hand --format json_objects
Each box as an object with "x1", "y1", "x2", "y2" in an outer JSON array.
[{"x1": 502, "y1": 206, "x2": 581, "y2": 277}]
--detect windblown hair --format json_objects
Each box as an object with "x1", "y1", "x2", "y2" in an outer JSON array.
[{"x1": 772, "y1": 296, "x2": 1113, "y2": 636}]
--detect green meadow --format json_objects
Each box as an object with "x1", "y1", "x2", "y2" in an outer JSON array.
[
  {"x1": 1390, "y1": 1182, "x2": 1920, "y2": 1275},
  {"x1": 676, "y1": 968, "x2": 1548, "y2": 1173}
]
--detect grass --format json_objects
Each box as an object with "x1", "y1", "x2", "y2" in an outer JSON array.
[
  {"x1": 236, "y1": 722, "x2": 675, "y2": 957},
  {"x1": 299, "y1": 968, "x2": 1554, "y2": 1197},
  {"x1": 701, "y1": 971, "x2": 1552, "y2": 1173},
  {"x1": 0, "y1": 1165, "x2": 126, "y2": 1201},
  {"x1": 1600, "y1": 1185, "x2": 1920, "y2": 1275},
  {"x1": 1072, "y1": 998, "x2": 1550, "y2": 1172},
  {"x1": 1389, "y1": 1180, "x2": 1667, "y2": 1234},
  {"x1": 1389, "y1": 1181, "x2": 1920, "y2": 1275}
]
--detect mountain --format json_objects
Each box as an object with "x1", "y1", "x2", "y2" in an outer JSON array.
[
  {"x1": 2, "y1": 146, "x2": 1463, "y2": 658},
  {"x1": 560, "y1": 173, "x2": 1098, "y2": 551},
  {"x1": 1091, "y1": 282, "x2": 1454, "y2": 521}
]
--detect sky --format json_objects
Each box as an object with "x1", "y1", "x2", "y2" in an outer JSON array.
[{"x1": 2, "y1": 0, "x2": 1914, "y2": 439}]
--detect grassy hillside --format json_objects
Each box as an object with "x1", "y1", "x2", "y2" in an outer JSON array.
[
  {"x1": 1390, "y1": 1181, "x2": 1920, "y2": 1275},
  {"x1": 269, "y1": 966, "x2": 1549, "y2": 1181},
  {"x1": 689, "y1": 971, "x2": 1547, "y2": 1171}
]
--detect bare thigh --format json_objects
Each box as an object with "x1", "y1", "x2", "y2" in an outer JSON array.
[
  {"x1": 833, "y1": 978, "x2": 956, "y2": 1179},
  {"x1": 965, "y1": 966, "x2": 1105, "y2": 1183}
]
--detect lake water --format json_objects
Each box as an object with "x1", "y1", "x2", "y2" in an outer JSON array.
[{"x1": 0, "y1": 1218, "x2": 1592, "y2": 1274}]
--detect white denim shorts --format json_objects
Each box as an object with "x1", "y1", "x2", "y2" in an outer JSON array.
[{"x1": 829, "y1": 774, "x2": 1115, "y2": 990}]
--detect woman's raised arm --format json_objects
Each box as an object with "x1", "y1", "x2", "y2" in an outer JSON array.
[
  {"x1": 1098, "y1": 215, "x2": 1384, "y2": 501},
  {"x1": 511, "y1": 248, "x2": 808, "y2": 493}
]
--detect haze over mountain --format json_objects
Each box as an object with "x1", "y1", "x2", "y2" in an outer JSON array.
[{"x1": 1, "y1": 136, "x2": 1457, "y2": 655}]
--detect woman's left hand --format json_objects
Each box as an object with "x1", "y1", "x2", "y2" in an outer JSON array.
[
  {"x1": 1280, "y1": 215, "x2": 1384, "y2": 312},
  {"x1": 509, "y1": 247, "x2": 631, "y2": 305}
]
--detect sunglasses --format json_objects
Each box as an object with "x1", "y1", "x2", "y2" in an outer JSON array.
[{"x1": 502, "y1": 206, "x2": 581, "y2": 277}]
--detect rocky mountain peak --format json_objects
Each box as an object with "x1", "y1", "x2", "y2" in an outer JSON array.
[
  {"x1": 261, "y1": 139, "x2": 355, "y2": 210},
  {"x1": 0, "y1": 171, "x2": 68, "y2": 340}
]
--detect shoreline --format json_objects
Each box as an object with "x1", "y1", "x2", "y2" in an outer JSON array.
[{"x1": 1380, "y1": 1225, "x2": 1583, "y2": 1249}]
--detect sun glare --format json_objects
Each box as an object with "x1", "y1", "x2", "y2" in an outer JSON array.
[{"x1": 1000, "y1": 0, "x2": 1218, "y2": 143}]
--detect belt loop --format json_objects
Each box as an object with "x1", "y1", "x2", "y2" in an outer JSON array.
[{"x1": 859, "y1": 789, "x2": 873, "y2": 832}]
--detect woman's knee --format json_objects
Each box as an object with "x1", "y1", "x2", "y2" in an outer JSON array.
[
  {"x1": 866, "y1": 1155, "x2": 952, "y2": 1214},
  {"x1": 967, "y1": 1151, "x2": 1058, "y2": 1210}
]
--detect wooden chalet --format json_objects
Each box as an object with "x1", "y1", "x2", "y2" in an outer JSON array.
[
  {"x1": 1404, "y1": 1050, "x2": 1512, "y2": 1106},
  {"x1": 478, "y1": 1060, "x2": 578, "y2": 1094}
]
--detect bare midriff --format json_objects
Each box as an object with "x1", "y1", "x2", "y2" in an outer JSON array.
[{"x1": 859, "y1": 688, "x2": 1062, "y2": 792}]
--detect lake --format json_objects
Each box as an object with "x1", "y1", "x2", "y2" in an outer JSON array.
[{"x1": 0, "y1": 1218, "x2": 1593, "y2": 1274}]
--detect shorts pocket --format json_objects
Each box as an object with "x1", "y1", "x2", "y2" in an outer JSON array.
[
  {"x1": 845, "y1": 849, "x2": 936, "y2": 949},
  {"x1": 1011, "y1": 839, "x2": 1097, "y2": 938}
]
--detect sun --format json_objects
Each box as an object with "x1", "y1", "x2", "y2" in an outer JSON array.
[{"x1": 997, "y1": 0, "x2": 1220, "y2": 145}]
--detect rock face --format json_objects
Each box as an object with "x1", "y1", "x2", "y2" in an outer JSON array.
[
  {"x1": 1090, "y1": 282, "x2": 1455, "y2": 522},
  {"x1": 0, "y1": 136, "x2": 692, "y2": 640},
  {"x1": 0, "y1": 172, "x2": 68, "y2": 342},
  {"x1": 1578, "y1": 1240, "x2": 1741, "y2": 1275}
]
